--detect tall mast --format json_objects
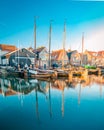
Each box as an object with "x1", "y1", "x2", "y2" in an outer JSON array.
[
  {"x1": 49, "y1": 20, "x2": 52, "y2": 68},
  {"x1": 18, "y1": 40, "x2": 19, "y2": 66},
  {"x1": 62, "y1": 20, "x2": 66, "y2": 69},
  {"x1": 34, "y1": 16, "x2": 38, "y2": 67},
  {"x1": 81, "y1": 32, "x2": 84, "y2": 66},
  {"x1": 34, "y1": 17, "x2": 37, "y2": 51}
]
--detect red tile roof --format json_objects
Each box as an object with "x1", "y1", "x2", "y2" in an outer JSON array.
[
  {"x1": 5, "y1": 91, "x2": 17, "y2": 96},
  {"x1": 0, "y1": 44, "x2": 17, "y2": 52},
  {"x1": 51, "y1": 49, "x2": 65, "y2": 61},
  {"x1": 84, "y1": 50, "x2": 98, "y2": 57},
  {"x1": 98, "y1": 50, "x2": 104, "y2": 57}
]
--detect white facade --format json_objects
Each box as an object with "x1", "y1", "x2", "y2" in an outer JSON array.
[
  {"x1": 0, "y1": 50, "x2": 9, "y2": 64},
  {"x1": 37, "y1": 48, "x2": 49, "y2": 68}
]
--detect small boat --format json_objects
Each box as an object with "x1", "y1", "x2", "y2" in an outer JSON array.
[
  {"x1": 27, "y1": 68, "x2": 57, "y2": 79},
  {"x1": 84, "y1": 65, "x2": 96, "y2": 69},
  {"x1": 31, "y1": 72, "x2": 51, "y2": 78},
  {"x1": 56, "y1": 69, "x2": 68, "y2": 77},
  {"x1": 88, "y1": 69, "x2": 99, "y2": 75}
]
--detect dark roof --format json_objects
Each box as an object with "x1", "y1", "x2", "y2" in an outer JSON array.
[
  {"x1": 67, "y1": 50, "x2": 77, "y2": 60},
  {"x1": 34, "y1": 47, "x2": 45, "y2": 53},
  {"x1": 2, "y1": 48, "x2": 35, "y2": 59},
  {"x1": 51, "y1": 49, "x2": 63, "y2": 60}
]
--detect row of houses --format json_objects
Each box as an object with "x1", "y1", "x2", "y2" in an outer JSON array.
[{"x1": 0, "y1": 44, "x2": 104, "y2": 69}]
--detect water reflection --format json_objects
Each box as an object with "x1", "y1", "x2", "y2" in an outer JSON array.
[
  {"x1": 0, "y1": 75, "x2": 104, "y2": 129},
  {"x1": 0, "y1": 75, "x2": 104, "y2": 104}
]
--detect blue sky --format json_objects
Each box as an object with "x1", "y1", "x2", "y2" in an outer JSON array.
[{"x1": 0, "y1": 0, "x2": 104, "y2": 51}]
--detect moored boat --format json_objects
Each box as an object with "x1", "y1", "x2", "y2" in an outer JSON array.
[
  {"x1": 26, "y1": 68, "x2": 57, "y2": 79},
  {"x1": 56, "y1": 69, "x2": 68, "y2": 77}
]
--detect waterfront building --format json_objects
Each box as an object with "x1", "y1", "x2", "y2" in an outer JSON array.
[
  {"x1": 67, "y1": 50, "x2": 81, "y2": 66},
  {"x1": 33, "y1": 46, "x2": 49, "y2": 69},
  {"x1": 0, "y1": 44, "x2": 17, "y2": 65},
  {"x1": 51, "y1": 49, "x2": 68, "y2": 67},
  {"x1": 1, "y1": 48, "x2": 35, "y2": 68}
]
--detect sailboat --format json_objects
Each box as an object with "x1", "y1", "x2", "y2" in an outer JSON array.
[
  {"x1": 56, "y1": 21, "x2": 68, "y2": 77},
  {"x1": 28, "y1": 20, "x2": 57, "y2": 79}
]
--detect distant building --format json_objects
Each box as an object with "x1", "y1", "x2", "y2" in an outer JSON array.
[
  {"x1": 34, "y1": 46, "x2": 49, "y2": 69},
  {"x1": 98, "y1": 50, "x2": 104, "y2": 57},
  {"x1": 84, "y1": 50, "x2": 98, "y2": 65},
  {"x1": 67, "y1": 50, "x2": 81, "y2": 66},
  {"x1": 1, "y1": 48, "x2": 35, "y2": 68},
  {"x1": 27, "y1": 47, "x2": 34, "y2": 52},
  {"x1": 0, "y1": 44, "x2": 17, "y2": 65},
  {"x1": 97, "y1": 51, "x2": 104, "y2": 66},
  {"x1": 51, "y1": 49, "x2": 68, "y2": 67}
]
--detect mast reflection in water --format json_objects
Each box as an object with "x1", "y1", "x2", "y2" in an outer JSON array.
[{"x1": 0, "y1": 75, "x2": 104, "y2": 130}]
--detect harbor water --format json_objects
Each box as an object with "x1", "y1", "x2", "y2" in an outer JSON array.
[{"x1": 0, "y1": 75, "x2": 104, "y2": 130}]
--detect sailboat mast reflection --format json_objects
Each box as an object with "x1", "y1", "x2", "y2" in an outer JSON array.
[
  {"x1": 62, "y1": 87, "x2": 64, "y2": 117},
  {"x1": 1, "y1": 77, "x2": 5, "y2": 97},
  {"x1": 78, "y1": 82, "x2": 81, "y2": 105},
  {"x1": 61, "y1": 80, "x2": 65, "y2": 117},
  {"x1": 35, "y1": 87, "x2": 40, "y2": 121},
  {"x1": 48, "y1": 82, "x2": 52, "y2": 118},
  {"x1": 100, "y1": 76, "x2": 102, "y2": 98}
]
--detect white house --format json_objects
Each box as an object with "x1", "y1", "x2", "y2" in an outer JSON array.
[{"x1": 0, "y1": 44, "x2": 17, "y2": 65}]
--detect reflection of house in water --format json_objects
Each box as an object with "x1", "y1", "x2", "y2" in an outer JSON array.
[
  {"x1": 35, "y1": 80, "x2": 52, "y2": 120},
  {"x1": 38, "y1": 80, "x2": 49, "y2": 94},
  {"x1": 51, "y1": 79, "x2": 66, "y2": 90},
  {"x1": 51, "y1": 79, "x2": 66, "y2": 117},
  {"x1": 0, "y1": 85, "x2": 17, "y2": 97},
  {"x1": 66, "y1": 78, "x2": 79, "y2": 88},
  {"x1": 0, "y1": 78, "x2": 17, "y2": 97},
  {"x1": 0, "y1": 78, "x2": 38, "y2": 96}
]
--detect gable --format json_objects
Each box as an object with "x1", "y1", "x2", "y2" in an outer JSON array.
[{"x1": 3, "y1": 48, "x2": 35, "y2": 59}]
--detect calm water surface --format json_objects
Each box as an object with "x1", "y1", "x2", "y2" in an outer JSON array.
[{"x1": 0, "y1": 75, "x2": 104, "y2": 130}]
